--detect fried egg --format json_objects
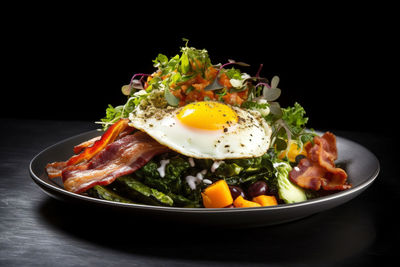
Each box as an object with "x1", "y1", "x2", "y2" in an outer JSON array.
[{"x1": 128, "y1": 101, "x2": 271, "y2": 160}]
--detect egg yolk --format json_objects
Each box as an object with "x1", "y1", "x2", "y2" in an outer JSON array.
[{"x1": 176, "y1": 101, "x2": 238, "y2": 131}]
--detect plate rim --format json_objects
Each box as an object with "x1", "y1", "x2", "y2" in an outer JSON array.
[{"x1": 29, "y1": 129, "x2": 380, "y2": 214}]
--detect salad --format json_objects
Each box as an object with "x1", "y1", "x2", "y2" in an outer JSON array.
[{"x1": 46, "y1": 40, "x2": 351, "y2": 208}]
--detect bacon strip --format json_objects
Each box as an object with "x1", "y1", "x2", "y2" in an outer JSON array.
[
  {"x1": 46, "y1": 119, "x2": 130, "y2": 178},
  {"x1": 289, "y1": 132, "x2": 351, "y2": 191},
  {"x1": 46, "y1": 161, "x2": 67, "y2": 179},
  {"x1": 61, "y1": 131, "x2": 170, "y2": 193}
]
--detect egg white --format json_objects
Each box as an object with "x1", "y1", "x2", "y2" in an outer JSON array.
[{"x1": 128, "y1": 103, "x2": 272, "y2": 160}]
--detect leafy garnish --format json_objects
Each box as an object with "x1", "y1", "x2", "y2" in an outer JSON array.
[
  {"x1": 224, "y1": 67, "x2": 242, "y2": 80},
  {"x1": 164, "y1": 87, "x2": 180, "y2": 107},
  {"x1": 255, "y1": 76, "x2": 281, "y2": 101},
  {"x1": 121, "y1": 84, "x2": 132, "y2": 96},
  {"x1": 97, "y1": 91, "x2": 148, "y2": 130},
  {"x1": 268, "y1": 102, "x2": 283, "y2": 119},
  {"x1": 282, "y1": 102, "x2": 309, "y2": 136},
  {"x1": 269, "y1": 102, "x2": 315, "y2": 151},
  {"x1": 100, "y1": 38, "x2": 315, "y2": 155},
  {"x1": 121, "y1": 73, "x2": 150, "y2": 96},
  {"x1": 226, "y1": 59, "x2": 250, "y2": 67},
  {"x1": 241, "y1": 101, "x2": 270, "y2": 111},
  {"x1": 152, "y1": 53, "x2": 169, "y2": 68},
  {"x1": 203, "y1": 77, "x2": 223, "y2": 91},
  {"x1": 180, "y1": 53, "x2": 190, "y2": 74}
]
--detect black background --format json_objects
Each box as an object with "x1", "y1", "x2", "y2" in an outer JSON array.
[
  {"x1": 1, "y1": 4, "x2": 398, "y2": 266},
  {"x1": 3, "y1": 4, "x2": 395, "y2": 133}
]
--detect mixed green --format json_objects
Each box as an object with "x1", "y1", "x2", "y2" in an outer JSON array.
[
  {"x1": 87, "y1": 152, "x2": 314, "y2": 207},
  {"x1": 88, "y1": 40, "x2": 318, "y2": 207}
]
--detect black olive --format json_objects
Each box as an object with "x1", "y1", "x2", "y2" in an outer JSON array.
[
  {"x1": 229, "y1": 185, "x2": 246, "y2": 200},
  {"x1": 247, "y1": 181, "x2": 268, "y2": 198}
]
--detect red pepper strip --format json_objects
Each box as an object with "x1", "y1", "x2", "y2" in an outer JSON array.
[{"x1": 66, "y1": 118, "x2": 129, "y2": 166}]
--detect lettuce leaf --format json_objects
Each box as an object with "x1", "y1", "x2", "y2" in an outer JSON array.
[{"x1": 282, "y1": 102, "x2": 308, "y2": 136}]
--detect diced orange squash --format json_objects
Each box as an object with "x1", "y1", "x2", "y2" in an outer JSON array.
[
  {"x1": 252, "y1": 195, "x2": 278, "y2": 207},
  {"x1": 201, "y1": 180, "x2": 233, "y2": 208},
  {"x1": 233, "y1": 196, "x2": 261, "y2": 208}
]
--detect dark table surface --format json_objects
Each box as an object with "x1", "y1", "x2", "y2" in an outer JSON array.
[{"x1": 0, "y1": 118, "x2": 397, "y2": 266}]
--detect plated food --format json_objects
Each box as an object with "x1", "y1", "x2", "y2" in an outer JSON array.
[{"x1": 45, "y1": 40, "x2": 351, "y2": 208}]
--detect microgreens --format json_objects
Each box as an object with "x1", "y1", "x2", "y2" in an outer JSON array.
[
  {"x1": 254, "y1": 76, "x2": 282, "y2": 119},
  {"x1": 255, "y1": 76, "x2": 281, "y2": 102},
  {"x1": 121, "y1": 73, "x2": 151, "y2": 96},
  {"x1": 255, "y1": 63, "x2": 263, "y2": 78},
  {"x1": 164, "y1": 86, "x2": 180, "y2": 107}
]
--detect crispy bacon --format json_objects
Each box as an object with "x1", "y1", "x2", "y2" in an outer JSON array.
[
  {"x1": 46, "y1": 119, "x2": 130, "y2": 178},
  {"x1": 45, "y1": 161, "x2": 67, "y2": 179},
  {"x1": 45, "y1": 118, "x2": 169, "y2": 194},
  {"x1": 62, "y1": 131, "x2": 169, "y2": 193},
  {"x1": 289, "y1": 132, "x2": 351, "y2": 191}
]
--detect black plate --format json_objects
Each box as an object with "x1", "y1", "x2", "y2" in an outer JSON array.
[{"x1": 29, "y1": 130, "x2": 379, "y2": 228}]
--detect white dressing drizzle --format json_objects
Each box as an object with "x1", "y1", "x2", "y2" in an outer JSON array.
[
  {"x1": 185, "y1": 169, "x2": 208, "y2": 190},
  {"x1": 188, "y1": 157, "x2": 195, "y2": 167},
  {"x1": 211, "y1": 160, "x2": 224, "y2": 173},
  {"x1": 185, "y1": 176, "x2": 198, "y2": 190},
  {"x1": 203, "y1": 179, "x2": 212, "y2": 185},
  {"x1": 157, "y1": 159, "x2": 170, "y2": 178}
]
